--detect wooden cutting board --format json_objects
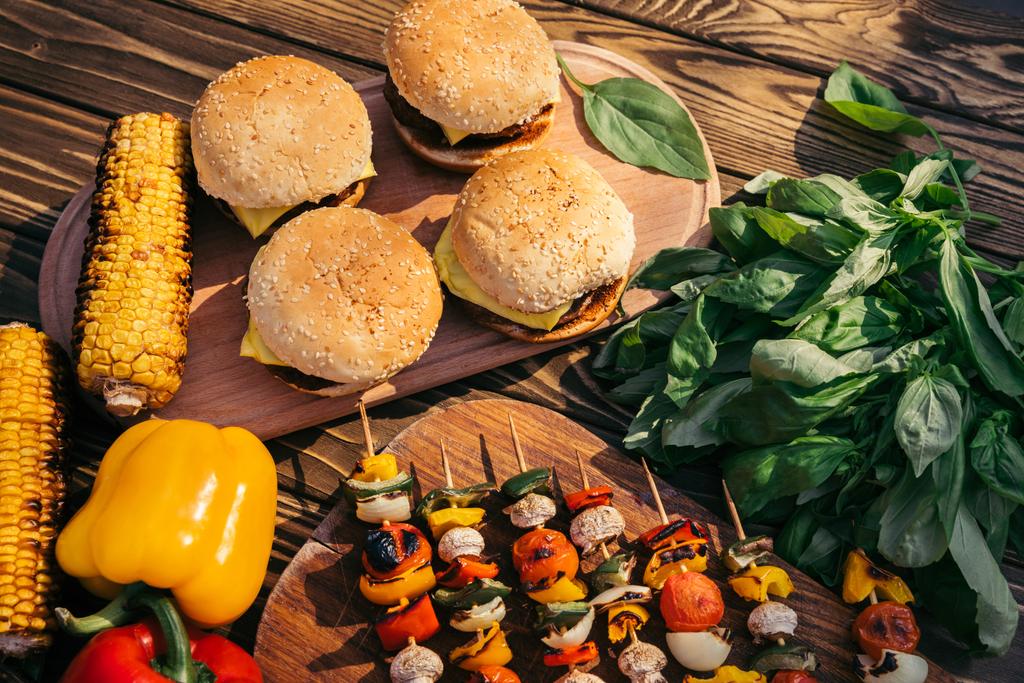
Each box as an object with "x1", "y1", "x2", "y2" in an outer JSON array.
[
  {"x1": 36, "y1": 41, "x2": 719, "y2": 441},
  {"x1": 253, "y1": 399, "x2": 952, "y2": 682}
]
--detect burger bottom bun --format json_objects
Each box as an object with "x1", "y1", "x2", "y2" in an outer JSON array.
[
  {"x1": 391, "y1": 108, "x2": 554, "y2": 173},
  {"x1": 459, "y1": 276, "x2": 628, "y2": 343},
  {"x1": 267, "y1": 364, "x2": 382, "y2": 397},
  {"x1": 214, "y1": 177, "x2": 371, "y2": 232}
]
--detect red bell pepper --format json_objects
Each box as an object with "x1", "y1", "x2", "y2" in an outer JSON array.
[
  {"x1": 373, "y1": 594, "x2": 441, "y2": 651},
  {"x1": 436, "y1": 556, "x2": 500, "y2": 589},
  {"x1": 59, "y1": 590, "x2": 261, "y2": 683},
  {"x1": 638, "y1": 518, "x2": 707, "y2": 550},
  {"x1": 469, "y1": 665, "x2": 522, "y2": 683},
  {"x1": 564, "y1": 486, "x2": 613, "y2": 513},
  {"x1": 542, "y1": 641, "x2": 599, "y2": 668}
]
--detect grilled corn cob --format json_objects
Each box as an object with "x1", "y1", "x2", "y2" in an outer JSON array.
[
  {"x1": 73, "y1": 112, "x2": 194, "y2": 417},
  {"x1": 0, "y1": 323, "x2": 67, "y2": 657}
]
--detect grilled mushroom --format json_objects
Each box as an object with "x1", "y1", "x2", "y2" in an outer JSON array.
[
  {"x1": 617, "y1": 639, "x2": 668, "y2": 683},
  {"x1": 555, "y1": 670, "x2": 606, "y2": 683},
  {"x1": 390, "y1": 642, "x2": 443, "y2": 683},
  {"x1": 570, "y1": 505, "x2": 625, "y2": 555},
  {"x1": 747, "y1": 601, "x2": 798, "y2": 644},
  {"x1": 437, "y1": 527, "x2": 485, "y2": 564},
  {"x1": 503, "y1": 493, "x2": 556, "y2": 529}
]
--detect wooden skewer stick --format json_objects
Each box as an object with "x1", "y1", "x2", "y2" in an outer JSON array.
[
  {"x1": 440, "y1": 438, "x2": 454, "y2": 488},
  {"x1": 508, "y1": 413, "x2": 528, "y2": 473},
  {"x1": 627, "y1": 622, "x2": 639, "y2": 645},
  {"x1": 641, "y1": 457, "x2": 669, "y2": 526},
  {"x1": 357, "y1": 399, "x2": 375, "y2": 460},
  {"x1": 721, "y1": 478, "x2": 746, "y2": 541},
  {"x1": 575, "y1": 449, "x2": 611, "y2": 560}
]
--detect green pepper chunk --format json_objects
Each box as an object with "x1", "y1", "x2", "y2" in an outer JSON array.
[
  {"x1": 343, "y1": 471, "x2": 414, "y2": 502},
  {"x1": 500, "y1": 467, "x2": 551, "y2": 499},
  {"x1": 749, "y1": 644, "x2": 817, "y2": 673},
  {"x1": 433, "y1": 578, "x2": 512, "y2": 610},
  {"x1": 414, "y1": 481, "x2": 495, "y2": 518},
  {"x1": 721, "y1": 535, "x2": 774, "y2": 573},
  {"x1": 587, "y1": 552, "x2": 636, "y2": 593},
  {"x1": 533, "y1": 601, "x2": 591, "y2": 632}
]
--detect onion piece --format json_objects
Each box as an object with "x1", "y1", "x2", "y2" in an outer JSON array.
[
  {"x1": 449, "y1": 596, "x2": 506, "y2": 633},
  {"x1": 356, "y1": 491, "x2": 411, "y2": 524},
  {"x1": 854, "y1": 650, "x2": 928, "y2": 683},
  {"x1": 665, "y1": 627, "x2": 732, "y2": 672},
  {"x1": 587, "y1": 585, "x2": 652, "y2": 612},
  {"x1": 541, "y1": 607, "x2": 596, "y2": 648}
]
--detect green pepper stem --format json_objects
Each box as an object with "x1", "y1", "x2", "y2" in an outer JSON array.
[
  {"x1": 133, "y1": 592, "x2": 197, "y2": 683},
  {"x1": 56, "y1": 582, "x2": 149, "y2": 636}
]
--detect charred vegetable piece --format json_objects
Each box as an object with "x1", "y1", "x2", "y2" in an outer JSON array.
[
  {"x1": 728, "y1": 565, "x2": 794, "y2": 603},
  {"x1": 500, "y1": 467, "x2": 551, "y2": 499},
  {"x1": 588, "y1": 552, "x2": 636, "y2": 592},
  {"x1": 570, "y1": 505, "x2": 625, "y2": 556},
  {"x1": 526, "y1": 576, "x2": 588, "y2": 604},
  {"x1": 660, "y1": 572, "x2": 724, "y2": 632},
  {"x1": 683, "y1": 666, "x2": 766, "y2": 683},
  {"x1": 512, "y1": 529, "x2": 579, "y2": 587},
  {"x1": 540, "y1": 606, "x2": 595, "y2": 649},
  {"x1": 534, "y1": 601, "x2": 593, "y2": 632},
  {"x1": 451, "y1": 596, "x2": 507, "y2": 633},
  {"x1": 344, "y1": 471, "x2": 414, "y2": 502},
  {"x1": 721, "y1": 535, "x2": 774, "y2": 573},
  {"x1": 73, "y1": 113, "x2": 194, "y2": 417},
  {"x1": 449, "y1": 623, "x2": 513, "y2": 671},
  {"x1": 414, "y1": 482, "x2": 494, "y2": 517},
  {"x1": 842, "y1": 550, "x2": 914, "y2": 605},
  {"x1": 852, "y1": 602, "x2": 921, "y2": 663},
  {"x1": 749, "y1": 644, "x2": 817, "y2": 674},
  {"x1": 351, "y1": 453, "x2": 398, "y2": 482},
  {"x1": 853, "y1": 650, "x2": 928, "y2": 683},
  {"x1": 434, "y1": 578, "x2": 513, "y2": 610},
  {"x1": 374, "y1": 594, "x2": 441, "y2": 651},
  {"x1": 360, "y1": 563, "x2": 437, "y2": 606},
  {"x1": 588, "y1": 585, "x2": 653, "y2": 613},
  {"x1": 543, "y1": 641, "x2": 599, "y2": 668},
  {"x1": 362, "y1": 523, "x2": 431, "y2": 580},
  {"x1": 607, "y1": 604, "x2": 650, "y2": 644},
  {"x1": 357, "y1": 490, "x2": 413, "y2": 524},
  {"x1": 637, "y1": 519, "x2": 707, "y2": 550},
  {"x1": 564, "y1": 486, "x2": 613, "y2": 513},
  {"x1": 643, "y1": 540, "x2": 709, "y2": 588},
  {"x1": 427, "y1": 507, "x2": 485, "y2": 540},
  {"x1": 436, "y1": 556, "x2": 500, "y2": 589},
  {"x1": 468, "y1": 666, "x2": 522, "y2": 683}
]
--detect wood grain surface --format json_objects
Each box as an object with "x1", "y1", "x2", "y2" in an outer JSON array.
[
  {"x1": 1, "y1": 0, "x2": 1022, "y2": 681},
  {"x1": 254, "y1": 398, "x2": 954, "y2": 682},
  {"x1": 37, "y1": 42, "x2": 719, "y2": 440}
]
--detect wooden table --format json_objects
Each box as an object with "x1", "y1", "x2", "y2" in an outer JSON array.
[{"x1": 2, "y1": 1, "x2": 1022, "y2": 680}]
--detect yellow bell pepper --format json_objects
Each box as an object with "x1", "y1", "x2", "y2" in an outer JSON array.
[
  {"x1": 449, "y1": 622, "x2": 513, "y2": 670},
  {"x1": 643, "y1": 540, "x2": 709, "y2": 589},
  {"x1": 684, "y1": 665, "x2": 767, "y2": 683},
  {"x1": 351, "y1": 453, "x2": 398, "y2": 482},
  {"x1": 427, "y1": 507, "x2": 486, "y2": 540},
  {"x1": 608, "y1": 603, "x2": 649, "y2": 643},
  {"x1": 55, "y1": 419, "x2": 277, "y2": 627},
  {"x1": 527, "y1": 576, "x2": 588, "y2": 604},
  {"x1": 727, "y1": 565, "x2": 794, "y2": 603},
  {"x1": 842, "y1": 548, "x2": 914, "y2": 605},
  {"x1": 359, "y1": 563, "x2": 437, "y2": 606}
]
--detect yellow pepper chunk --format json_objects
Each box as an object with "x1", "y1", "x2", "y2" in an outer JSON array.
[
  {"x1": 727, "y1": 565, "x2": 794, "y2": 603},
  {"x1": 427, "y1": 507, "x2": 486, "y2": 540},
  {"x1": 351, "y1": 453, "x2": 398, "y2": 482},
  {"x1": 684, "y1": 665, "x2": 767, "y2": 683},
  {"x1": 55, "y1": 419, "x2": 278, "y2": 627},
  {"x1": 359, "y1": 563, "x2": 436, "y2": 606},
  {"x1": 527, "y1": 576, "x2": 588, "y2": 604},
  {"x1": 608, "y1": 603, "x2": 650, "y2": 644},
  {"x1": 449, "y1": 622, "x2": 513, "y2": 671},
  {"x1": 643, "y1": 540, "x2": 709, "y2": 589},
  {"x1": 842, "y1": 548, "x2": 914, "y2": 605}
]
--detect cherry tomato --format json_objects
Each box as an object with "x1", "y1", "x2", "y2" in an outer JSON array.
[
  {"x1": 853, "y1": 601, "x2": 921, "y2": 662},
  {"x1": 362, "y1": 522, "x2": 431, "y2": 579},
  {"x1": 468, "y1": 665, "x2": 522, "y2": 683},
  {"x1": 512, "y1": 529, "x2": 579, "y2": 586},
  {"x1": 772, "y1": 672, "x2": 818, "y2": 683},
  {"x1": 659, "y1": 571, "x2": 724, "y2": 632}
]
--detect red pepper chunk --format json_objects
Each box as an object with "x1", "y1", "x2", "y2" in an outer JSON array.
[
  {"x1": 436, "y1": 556, "x2": 500, "y2": 589},
  {"x1": 638, "y1": 518, "x2": 707, "y2": 550},
  {"x1": 772, "y1": 672, "x2": 818, "y2": 683},
  {"x1": 564, "y1": 485, "x2": 613, "y2": 513},
  {"x1": 543, "y1": 641, "x2": 599, "y2": 668},
  {"x1": 362, "y1": 522, "x2": 432, "y2": 580},
  {"x1": 374, "y1": 594, "x2": 441, "y2": 651},
  {"x1": 469, "y1": 666, "x2": 522, "y2": 683}
]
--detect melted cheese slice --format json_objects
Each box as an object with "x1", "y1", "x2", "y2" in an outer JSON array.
[
  {"x1": 439, "y1": 95, "x2": 561, "y2": 147},
  {"x1": 239, "y1": 317, "x2": 288, "y2": 366},
  {"x1": 434, "y1": 221, "x2": 570, "y2": 331},
  {"x1": 230, "y1": 160, "x2": 378, "y2": 238}
]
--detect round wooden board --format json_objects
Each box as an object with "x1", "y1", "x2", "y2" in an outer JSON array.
[
  {"x1": 37, "y1": 42, "x2": 720, "y2": 441},
  {"x1": 253, "y1": 399, "x2": 953, "y2": 682}
]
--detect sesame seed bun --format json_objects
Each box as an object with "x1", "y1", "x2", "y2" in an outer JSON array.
[
  {"x1": 191, "y1": 55, "x2": 372, "y2": 208},
  {"x1": 450, "y1": 148, "x2": 635, "y2": 315},
  {"x1": 383, "y1": 0, "x2": 559, "y2": 134},
  {"x1": 246, "y1": 207, "x2": 443, "y2": 395}
]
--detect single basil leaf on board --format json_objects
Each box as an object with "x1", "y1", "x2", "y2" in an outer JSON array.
[
  {"x1": 823, "y1": 61, "x2": 930, "y2": 136},
  {"x1": 662, "y1": 377, "x2": 752, "y2": 449},
  {"x1": 765, "y1": 178, "x2": 842, "y2": 217},
  {"x1": 704, "y1": 251, "x2": 830, "y2": 319},
  {"x1": 624, "y1": 247, "x2": 734, "y2": 293},
  {"x1": 939, "y1": 238, "x2": 1024, "y2": 396},
  {"x1": 893, "y1": 374, "x2": 962, "y2": 476},
  {"x1": 789, "y1": 295, "x2": 902, "y2": 353},
  {"x1": 900, "y1": 158, "x2": 949, "y2": 200},
  {"x1": 948, "y1": 504, "x2": 1019, "y2": 655},
  {"x1": 558, "y1": 56, "x2": 710, "y2": 179},
  {"x1": 749, "y1": 339, "x2": 858, "y2": 388},
  {"x1": 751, "y1": 208, "x2": 860, "y2": 264},
  {"x1": 709, "y1": 204, "x2": 777, "y2": 265},
  {"x1": 722, "y1": 436, "x2": 858, "y2": 517},
  {"x1": 877, "y1": 466, "x2": 949, "y2": 567},
  {"x1": 853, "y1": 168, "x2": 906, "y2": 203},
  {"x1": 969, "y1": 411, "x2": 1024, "y2": 505},
  {"x1": 744, "y1": 170, "x2": 787, "y2": 195}
]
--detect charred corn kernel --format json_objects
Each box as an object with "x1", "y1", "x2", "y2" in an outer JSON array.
[
  {"x1": 73, "y1": 112, "x2": 194, "y2": 417},
  {"x1": 0, "y1": 323, "x2": 67, "y2": 657}
]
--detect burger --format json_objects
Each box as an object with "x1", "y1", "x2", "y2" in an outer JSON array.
[
  {"x1": 435, "y1": 149, "x2": 635, "y2": 343},
  {"x1": 242, "y1": 207, "x2": 443, "y2": 395},
  {"x1": 382, "y1": 0, "x2": 560, "y2": 173},
  {"x1": 191, "y1": 55, "x2": 375, "y2": 238}
]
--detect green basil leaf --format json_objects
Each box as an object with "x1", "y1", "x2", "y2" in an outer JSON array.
[
  {"x1": 939, "y1": 238, "x2": 1024, "y2": 396},
  {"x1": 606, "y1": 363, "x2": 667, "y2": 406},
  {"x1": 1001, "y1": 297, "x2": 1024, "y2": 346},
  {"x1": 931, "y1": 428, "x2": 966, "y2": 540},
  {"x1": 669, "y1": 274, "x2": 720, "y2": 303},
  {"x1": 765, "y1": 178, "x2": 842, "y2": 217},
  {"x1": 624, "y1": 247, "x2": 734, "y2": 292},
  {"x1": 623, "y1": 379, "x2": 677, "y2": 461},
  {"x1": 948, "y1": 504, "x2": 1019, "y2": 655},
  {"x1": 662, "y1": 378, "x2": 751, "y2": 449},
  {"x1": 890, "y1": 151, "x2": 918, "y2": 174},
  {"x1": 894, "y1": 374, "x2": 962, "y2": 476},
  {"x1": 665, "y1": 296, "x2": 731, "y2": 405},
  {"x1": 901, "y1": 158, "x2": 949, "y2": 200},
  {"x1": 790, "y1": 296, "x2": 903, "y2": 353},
  {"x1": 914, "y1": 554, "x2": 986, "y2": 653},
  {"x1": 878, "y1": 466, "x2": 948, "y2": 567},
  {"x1": 853, "y1": 168, "x2": 906, "y2": 203},
  {"x1": 704, "y1": 251, "x2": 829, "y2": 318},
  {"x1": 826, "y1": 196, "x2": 901, "y2": 234},
  {"x1": 750, "y1": 339, "x2": 857, "y2": 388},
  {"x1": 744, "y1": 170, "x2": 787, "y2": 195},
  {"x1": 823, "y1": 61, "x2": 930, "y2": 136},
  {"x1": 922, "y1": 182, "x2": 961, "y2": 209},
  {"x1": 709, "y1": 203, "x2": 776, "y2": 265},
  {"x1": 751, "y1": 208, "x2": 860, "y2": 264},
  {"x1": 872, "y1": 333, "x2": 942, "y2": 373},
  {"x1": 969, "y1": 411, "x2": 1024, "y2": 505}
]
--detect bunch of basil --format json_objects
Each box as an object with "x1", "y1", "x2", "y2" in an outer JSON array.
[{"x1": 595, "y1": 62, "x2": 1021, "y2": 655}]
